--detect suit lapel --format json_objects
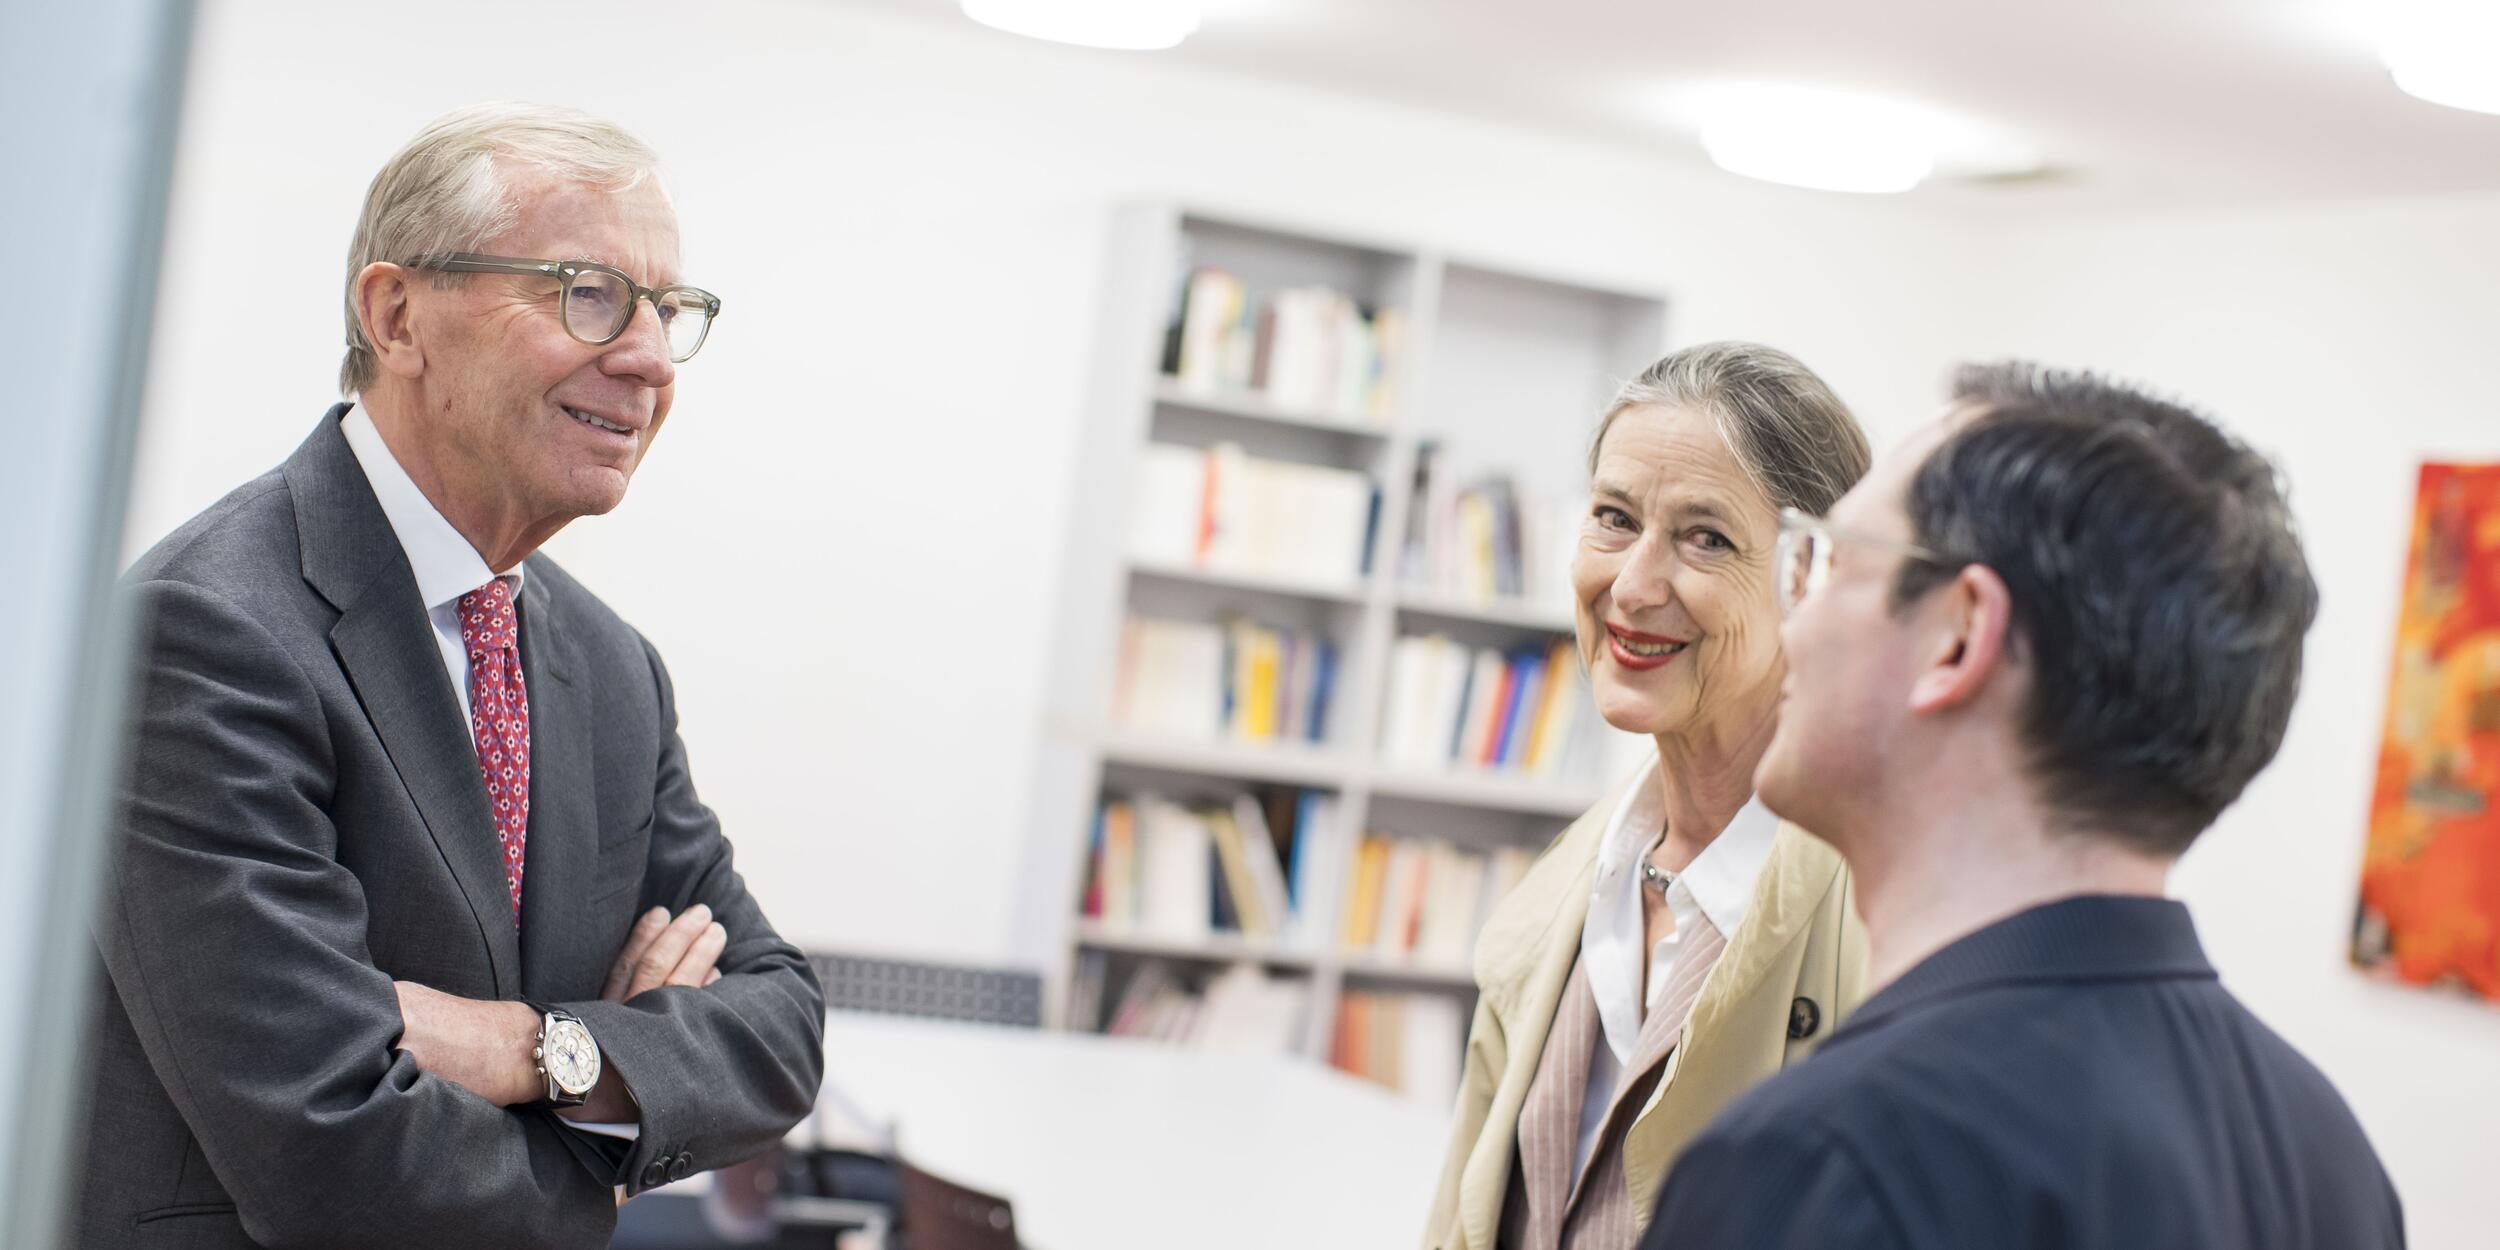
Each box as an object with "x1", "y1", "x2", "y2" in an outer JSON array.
[
  {"x1": 515, "y1": 569, "x2": 605, "y2": 999},
  {"x1": 292, "y1": 407, "x2": 521, "y2": 995},
  {"x1": 1516, "y1": 956, "x2": 1601, "y2": 1247},
  {"x1": 1613, "y1": 822, "x2": 1843, "y2": 1193},
  {"x1": 1661, "y1": 823, "x2": 1841, "y2": 1089}
]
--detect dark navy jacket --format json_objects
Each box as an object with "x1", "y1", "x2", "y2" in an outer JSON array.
[{"x1": 1641, "y1": 895, "x2": 2403, "y2": 1250}]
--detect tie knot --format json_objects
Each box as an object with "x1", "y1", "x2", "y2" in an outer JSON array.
[{"x1": 457, "y1": 577, "x2": 518, "y2": 652}]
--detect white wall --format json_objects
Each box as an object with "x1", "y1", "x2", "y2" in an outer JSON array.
[
  {"x1": 1972, "y1": 192, "x2": 2500, "y2": 1250},
  {"x1": 129, "y1": 0, "x2": 2496, "y2": 1242}
]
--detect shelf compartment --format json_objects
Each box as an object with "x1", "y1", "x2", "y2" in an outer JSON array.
[
  {"x1": 1076, "y1": 922, "x2": 1321, "y2": 970},
  {"x1": 1151, "y1": 378, "x2": 1393, "y2": 441},
  {"x1": 1100, "y1": 732, "x2": 1356, "y2": 790},
  {"x1": 1335, "y1": 950, "x2": 1478, "y2": 992},
  {"x1": 1395, "y1": 589, "x2": 1576, "y2": 635},
  {"x1": 1366, "y1": 766, "x2": 1600, "y2": 819},
  {"x1": 1130, "y1": 559, "x2": 1367, "y2": 608}
]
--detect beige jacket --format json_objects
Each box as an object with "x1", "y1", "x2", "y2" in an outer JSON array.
[{"x1": 1420, "y1": 775, "x2": 1868, "y2": 1250}]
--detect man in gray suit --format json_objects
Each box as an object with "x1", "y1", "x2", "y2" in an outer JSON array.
[{"x1": 79, "y1": 103, "x2": 826, "y2": 1248}]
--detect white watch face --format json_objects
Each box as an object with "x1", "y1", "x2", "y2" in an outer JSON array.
[{"x1": 544, "y1": 1018, "x2": 600, "y2": 1095}]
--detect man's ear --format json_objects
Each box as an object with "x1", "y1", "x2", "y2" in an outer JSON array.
[
  {"x1": 1907, "y1": 563, "x2": 2015, "y2": 715},
  {"x1": 352, "y1": 262, "x2": 426, "y2": 381}
]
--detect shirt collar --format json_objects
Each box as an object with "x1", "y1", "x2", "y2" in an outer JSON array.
[
  {"x1": 1843, "y1": 894, "x2": 2215, "y2": 1038},
  {"x1": 340, "y1": 404, "x2": 523, "y2": 611},
  {"x1": 1593, "y1": 752, "x2": 1782, "y2": 938}
]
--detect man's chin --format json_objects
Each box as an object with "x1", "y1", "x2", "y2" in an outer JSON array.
[
  {"x1": 558, "y1": 466, "x2": 634, "y2": 517},
  {"x1": 1753, "y1": 745, "x2": 1802, "y2": 820}
]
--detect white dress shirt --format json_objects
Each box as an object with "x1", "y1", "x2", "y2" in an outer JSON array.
[
  {"x1": 1569, "y1": 751, "x2": 1780, "y2": 1180},
  {"x1": 341, "y1": 406, "x2": 639, "y2": 1145}
]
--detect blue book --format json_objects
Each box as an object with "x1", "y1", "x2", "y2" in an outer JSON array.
[
  {"x1": 1492, "y1": 649, "x2": 1543, "y2": 767},
  {"x1": 1305, "y1": 640, "x2": 1339, "y2": 743},
  {"x1": 1285, "y1": 789, "x2": 1317, "y2": 908}
]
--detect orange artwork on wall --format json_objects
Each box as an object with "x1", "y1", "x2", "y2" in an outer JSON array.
[{"x1": 2353, "y1": 462, "x2": 2500, "y2": 1003}]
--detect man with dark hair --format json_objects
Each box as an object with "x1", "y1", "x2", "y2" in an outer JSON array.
[{"x1": 1638, "y1": 363, "x2": 2402, "y2": 1249}]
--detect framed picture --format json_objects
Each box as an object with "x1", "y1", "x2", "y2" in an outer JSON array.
[{"x1": 2353, "y1": 462, "x2": 2500, "y2": 1003}]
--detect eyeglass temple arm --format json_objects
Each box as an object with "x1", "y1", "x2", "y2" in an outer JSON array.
[{"x1": 405, "y1": 253, "x2": 561, "y2": 277}]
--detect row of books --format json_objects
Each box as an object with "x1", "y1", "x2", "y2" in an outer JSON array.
[
  {"x1": 1331, "y1": 991, "x2": 1467, "y2": 1104},
  {"x1": 1092, "y1": 962, "x2": 1309, "y2": 1058},
  {"x1": 1110, "y1": 616, "x2": 1340, "y2": 744},
  {"x1": 1073, "y1": 956, "x2": 1464, "y2": 1097},
  {"x1": 1379, "y1": 635, "x2": 1605, "y2": 779},
  {"x1": 1340, "y1": 836, "x2": 1538, "y2": 969},
  {"x1": 1084, "y1": 785, "x2": 1546, "y2": 972},
  {"x1": 1082, "y1": 791, "x2": 1346, "y2": 944},
  {"x1": 1399, "y1": 446, "x2": 1581, "y2": 610},
  {"x1": 1163, "y1": 268, "x2": 1405, "y2": 421},
  {"x1": 1130, "y1": 441, "x2": 1378, "y2": 588}
]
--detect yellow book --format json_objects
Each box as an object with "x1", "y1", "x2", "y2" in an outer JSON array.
[
  {"x1": 1244, "y1": 627, "x2": 1282, "y2": 740},
  {"x1": 1340, "y1": 836, "x2": 1392, "y2": 950}
]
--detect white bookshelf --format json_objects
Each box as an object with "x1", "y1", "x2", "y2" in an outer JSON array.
[{"x1": 1016, "y1": 205, "x2": 1666, "y2": 1094}]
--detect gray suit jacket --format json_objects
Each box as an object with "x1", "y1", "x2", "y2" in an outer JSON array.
[{"x1": 78, "y1": 407, "x2": 826, "y2": 1249}]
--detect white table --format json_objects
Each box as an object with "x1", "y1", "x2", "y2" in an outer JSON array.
[{"x1": 806, "y1": 1010, "x2": 1454, "y2": 1250}]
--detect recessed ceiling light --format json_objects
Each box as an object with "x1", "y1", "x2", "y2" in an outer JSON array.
[
  {"x1": 2379, "y1": 1, "x2": 2500, "y2": 114},
  {"x1": 959, "y1": 0, "x2": 1202, "y2": 51},
  {"x1": 1689, "y1": 84, "x2": 1947, "y2": 194}
]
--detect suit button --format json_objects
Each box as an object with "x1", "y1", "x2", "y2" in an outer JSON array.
[
  {"x1": 641, "y1": 1160, "x2": 669, "y2": 1189},
  {"x1": 1788, "y1": 996, "x2": 1822, "y2": 1040},
  {"x1": 667, "y1": 1151, "x2": 693, "y2": 1182}
]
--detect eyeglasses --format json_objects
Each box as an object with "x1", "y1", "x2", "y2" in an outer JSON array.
[
  {"x1": 404, "y1": 252, "x2": 720, "y2": 362},
  {"x1": 1774, "y1": 507, "x2": 1966, "y2": 616}
]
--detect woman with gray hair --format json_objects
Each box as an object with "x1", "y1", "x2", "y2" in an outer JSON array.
[{"x1": 1421, "y1": 342, "x2": 1873, "y2": 1250}]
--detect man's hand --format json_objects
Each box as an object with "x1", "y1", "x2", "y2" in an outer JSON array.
[
  {"x1": 390, "y1": 981, "x2": 541, "y2": 1106},
  {"x1": 602, "y1": 904, "x2": 727, "y2": 1002},
  {"x1": 390, "y1": 907, "x2": 727, "y2": 1115}
]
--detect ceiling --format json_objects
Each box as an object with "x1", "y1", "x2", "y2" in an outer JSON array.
[{"x1": 846, "y1": 0, "x2": 2500, "y2": 215}]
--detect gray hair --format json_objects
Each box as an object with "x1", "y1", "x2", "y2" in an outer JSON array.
[
  {"x1": 338, "y1": 102, "x2": 664, "y2": 394},
  {"x1": 1590, "y1": 341, "x2": 1871, "y2": 517}
]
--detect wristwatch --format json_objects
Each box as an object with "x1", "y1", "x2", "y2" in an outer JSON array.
[{"x1": 528, "y1": 1003, "x2": 601, "y2": 1108}]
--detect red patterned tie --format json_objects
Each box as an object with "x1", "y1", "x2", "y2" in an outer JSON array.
[{"x1": 457, "y1": 577, "x2": 529, "y2": 922}]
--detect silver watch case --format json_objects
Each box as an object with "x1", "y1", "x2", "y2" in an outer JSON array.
[{"x1": 534, "y1": 1008, "x2": 601, "y2": 1105}]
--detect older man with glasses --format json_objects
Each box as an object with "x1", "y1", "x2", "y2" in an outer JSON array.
[
  {"x1": 78, "y1": 103, "x2": 823, "y2": 1250},
  {"x1": 1641, "y1": 363, "x2": 2404, "y2": 1250}
]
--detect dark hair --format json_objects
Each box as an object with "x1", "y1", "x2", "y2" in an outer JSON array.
[
  {"x1": 1891, "y1": 361, "x2": 2318, "y2": 856},
  {"x1": 1592, "y1": 341, "x2": 1870, "y2": 517}
]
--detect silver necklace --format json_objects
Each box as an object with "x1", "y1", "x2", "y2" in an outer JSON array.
[{"x1": 1640, "y1": 828, "x2": 1677, "y2": 897}]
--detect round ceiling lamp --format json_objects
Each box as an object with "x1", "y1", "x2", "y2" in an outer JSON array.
[
  {"x1": 959, "y1": 0, "x2": 1203, "y2": 51},
  {"x1": 2379, "y1": 1, "x2": 2500, "y2": 114},
  {"x1": 1691, "y1": 84, "x2": 1946, "y2": 194}
]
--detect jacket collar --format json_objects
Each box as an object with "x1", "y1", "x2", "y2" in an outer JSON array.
[
  {"x1": 1841, "y1": 894, "x2": 2213, "y2": 1039},
  {"x1": 1474, "y1": 774, "x2": 1846, "y2": 1029}
]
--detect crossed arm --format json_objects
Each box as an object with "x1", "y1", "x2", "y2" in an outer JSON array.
[
  {"x1": 103, "y1": 579, "x2": 823, "y2": 1249},
  {"x1": 390, "y1": 904, "x2": 726, "y2": 1119}
]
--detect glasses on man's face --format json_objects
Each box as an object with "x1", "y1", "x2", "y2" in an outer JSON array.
[
  {"x1": 1774, "y1": 507, "x2": 1964, "y2": 617},
  {"x1": 405, "y1": 253, "x2": 720, "y2": 362}
]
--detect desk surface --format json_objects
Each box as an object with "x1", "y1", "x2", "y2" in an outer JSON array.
[{"x1": 810, "y1": 1010, "x2": 1454, "y2": 1250}]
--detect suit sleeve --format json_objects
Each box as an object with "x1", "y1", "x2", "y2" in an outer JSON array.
[
  {"x1": 1640, "y1": 1116, "x2": 1908, "y2": 1250},
  {"x1": 100, "y1": 580, "x2": 619, "y2": 1249},
  {"x1": 558, "y1": 635, "x2": 825, "y2": 1195}
]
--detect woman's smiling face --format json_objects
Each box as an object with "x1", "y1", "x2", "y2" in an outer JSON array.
[{"x1": 1571, "y1": 402, "x2": 1787, "y2": 740}]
